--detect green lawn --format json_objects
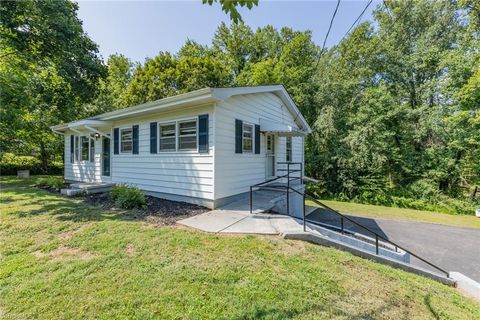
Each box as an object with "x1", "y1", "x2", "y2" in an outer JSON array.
[
  {"x1": 307, "y1": 199, "x2": 480, "y2": 229},
  {"x1": 0, "y1": 184, "x2": 479, "y2": 319},
  {"x1": 0, "y1": 175, "x2": 62, "y2": 188}
]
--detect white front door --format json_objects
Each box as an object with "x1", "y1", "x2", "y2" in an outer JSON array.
[{"x1": 265, "y1": 134, "x2": 275, "y2": 178}]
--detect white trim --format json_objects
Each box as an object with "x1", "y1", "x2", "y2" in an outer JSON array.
[
  {"x1": 51, "y1": 85, "x2": 311, "y2": 135},
  {"x1": 157, "y1": 117, "x2": 199, "y2": 153}
]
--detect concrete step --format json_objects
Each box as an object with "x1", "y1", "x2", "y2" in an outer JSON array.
[
  {"x1": 61, "y1": 188, "x2": 84, "y2": 196},
  {"x1": 70, "y1": 183, "x2": 114, "y2": 190},
  {"x1": 62, "y1": 182, "x2": 114, "y2": 197}
]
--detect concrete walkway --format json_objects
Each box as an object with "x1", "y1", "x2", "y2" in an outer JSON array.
[{"x1": 178, "y1": 209, "x2": 307, "y2": 234}]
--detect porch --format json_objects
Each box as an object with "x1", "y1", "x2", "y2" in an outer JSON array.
[{"x1": 61, "y1": 181, "x2": 115, "y2": 196}]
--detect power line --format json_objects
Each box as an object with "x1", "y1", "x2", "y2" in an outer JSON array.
[
  {"x1": 313, "y1": 0, "x2": 341, "y2": 74},
  {"x1": 340, "y1": 0, "x2": 373, "y2": 42},
  {"x1": 321, "y1": 0, "x2": 341, "y2": 53}
]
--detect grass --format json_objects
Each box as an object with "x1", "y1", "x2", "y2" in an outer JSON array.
[
  {"x1": 0, "y1": 184, "x2": 479, "y2": 319},
  {"x1": 0, "y1": 175, "x2": 62, "y2": 188},
  {"x1": 307, "y1": 199, "x2": 480, "y2": 230}
]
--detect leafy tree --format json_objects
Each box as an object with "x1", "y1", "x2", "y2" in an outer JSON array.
[
  {"x1": 202, "y1": 0, "x2": 258, "y2": 23},
  {"x1": 124, "y1": 43, "x2": 233, "y2": 105},
  {"x1": 310, "y1": 0, "x2": 479, "y2": 206},
  {"x1": 90, "y1": 54, "x2": 134, "y2": 114},
  {"x1": 0, "y1": 0, "x2": 105, "y2": 167}
]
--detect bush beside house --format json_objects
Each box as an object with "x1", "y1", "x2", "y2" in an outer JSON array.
[{"x1": 111, "y1": 185, "x2": 146, "y2": 209}]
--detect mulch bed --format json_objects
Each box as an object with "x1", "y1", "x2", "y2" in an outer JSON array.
[{"x1": 84, "y1": 192, "x2": 209, "y2": 226}]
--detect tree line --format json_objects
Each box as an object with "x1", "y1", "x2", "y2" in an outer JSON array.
[{"x1": 1, "y1": 0, "x2": 478, "y2": 213}]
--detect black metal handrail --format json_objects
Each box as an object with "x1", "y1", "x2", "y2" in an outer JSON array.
[
  {"x1": 249, "y1": 162, "x2": 303, "y2": 214},
  {"x1": 286, "y1": 186, "x2": 450, "y2": 277},
  {"x1": 249, "y1": 169, "x2": 449, "y2": 277}
]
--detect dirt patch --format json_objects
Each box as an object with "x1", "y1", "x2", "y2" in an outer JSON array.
[
  {"x1": 125, "y1": 243, "x2": 135, "y2": 256},
  {"x1": 83, "y1": 192, "x2": 209, "y2": 226},
  {"x1": 58, "y1": 223, "x2": 92, "y2": 240},
  {"x1": 34, "y1": 245, "x2": 94, "y2": 261}
]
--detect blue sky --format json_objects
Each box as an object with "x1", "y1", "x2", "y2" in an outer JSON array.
[{"x1": 77, "y1": 0, "x2": 381, "y2": 63}]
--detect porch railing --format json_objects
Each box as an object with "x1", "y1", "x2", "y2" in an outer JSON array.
[
  {"x1": 249, "y1": 162, "x2": 303, "y2": 215},
  {"x1": 248, "y1": 165, "x2": 450, "y2": 278}
]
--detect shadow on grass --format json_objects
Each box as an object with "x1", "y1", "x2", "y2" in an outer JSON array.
[
  {"x1": 229, "y1": 297, "x2": 400, "y2": 320},
  {"x1": 3, "y1": 188, "x2": 128, "y2": 223}
]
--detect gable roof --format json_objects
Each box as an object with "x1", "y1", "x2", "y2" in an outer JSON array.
[{"x1": 51, "y1": 85, "x2": 312, "y2": 133}]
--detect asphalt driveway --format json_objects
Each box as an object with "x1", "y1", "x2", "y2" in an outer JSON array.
[{"x1": 307, "y1": 209, "x2": 480, "y2": 282}]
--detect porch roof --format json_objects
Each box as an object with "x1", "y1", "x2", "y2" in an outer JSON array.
[
  {"x1": 50, "y1": 119, "x2": 112, "y2": 138},
  {"x1": 259, "y1": 118, "x2": 307, "y2": 136}
]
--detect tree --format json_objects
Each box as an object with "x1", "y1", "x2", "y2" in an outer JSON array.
[
  {"x1": 202, "y1": 0, "x2": 258, "y2": 23},
  {"x1": 0, "y1": 0, "x2": 105, "y2": 166},
  {"x1": 310, "y1": 0, "x2": 479, "y2": 203},
  {"x1": 124, "y1": 43, "x2": 233, "y2": 105},
  {"x1": 90, "y1": 54, "x2": 134, "y2": 114}
]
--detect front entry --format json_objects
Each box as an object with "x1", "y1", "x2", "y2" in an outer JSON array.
[
  {"x1": 102, "y1": 137, "x2": 111, "y2": 177},
  {"x1": 265, "y1": 134, "x2": 275, "y2": 178}
]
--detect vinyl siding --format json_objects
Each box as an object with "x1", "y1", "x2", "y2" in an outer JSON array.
[
  {"x1": 214, "y1": 92, "x2": 304, "y2": 199},
  {"x1": 64, "y1": 135, "x2": 102, "y2": 182},
  {"x1": 110, "y1": 105, "x2": 214, "y2": 200}
]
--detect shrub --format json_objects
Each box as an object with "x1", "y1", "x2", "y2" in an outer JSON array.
[
  {"x1": 36, "y1": 176, "x2": 65, "y2": 191},
  {"x1": 0, "y1": 153, "x2": 64, "y2": 175},
  {"x1": 110, "y1": 184, "x2": 146, "y2": 209}
]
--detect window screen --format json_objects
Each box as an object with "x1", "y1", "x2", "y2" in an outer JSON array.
[
  {"x1": 121, "y1": 128, "x2": 133, "y2": 153},
  {"x1": 242, "y1": 124, "x2": 253, "y2": 153},
  {"x1": 178, "y1": 120, "x2": 197, "y2": 150},
  {"x1": 159, "y1": 123, "x2": 176, "y2": 151}
]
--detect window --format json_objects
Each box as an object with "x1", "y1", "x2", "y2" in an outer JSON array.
[
  {"x1": 81, "y1": 136, "x2": 89, "y2": 161},
  {"x1": 159, "y1": 123, "x2": 176, "y2": 151},
  {"x1": 286, "y1": 136, "x2": 292, "y2": 162},
  {"x1": 178, "y1": 120, "x2": 197, "y2": 150},
  {"x1": 242, "y1": 123, "x2": 253, "y2": 153},
  {"x1": 121, "y1": 128, "x2": 132, "y2": 153},
  {"x1": 74, "y1": 136, "x2": 80, "y2": 162},
  {"x1": 89, "y1": 137, "x2": 95, "y2": 162}
]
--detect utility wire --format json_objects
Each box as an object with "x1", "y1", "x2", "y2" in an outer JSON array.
[
  {"x1": 321, "y1": 0, "x2": 341, "y2": 54},
  {"x1": 340, "y1": 0, "x2": 373, "y2": 42},
  {"x1": 313, "y1": 0, "x2": 341, "y2": 75}
]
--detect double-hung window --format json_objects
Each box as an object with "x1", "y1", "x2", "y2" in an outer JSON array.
[
  {"x1": 81, "y1": 136, "x2": 89, "y2": 161},
  {"x1": 242, "y1": 123, "x2": 253, "y2": 153},
  {"x1": 286, "y1": 136, "x2": 292, "y2": 162},
  {"x1": 178, "y1": 119, "x2": 197, "y2": 151},
  {"x1": 121, "y1": 128, "x2": 133, "y2": 153},
  {"x1": 159, "y1": 123, "x2": 176, "y2": 151}
]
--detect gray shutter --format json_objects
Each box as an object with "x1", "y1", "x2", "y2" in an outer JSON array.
[
  {"x1": 235, "y1": 119, "x2": 243, "y2": 154},
  {"x1": 132, "y1": 125, "x2": 139, "y2": 154},
  {"x1": 198, "y1": 114, "x2": 209, "y2": 153},
  {"x1": 150, "y1": 122, "x2": 157, "y2": 154},
  {"x1": 113, "y1": 128, "x2": 119, "y2": 154},
  {"x1": 254, "y1": 124, "x2": 260, "y2": 154},
  {"x1": 70, "y1": 135, "x2": 74, "y2": 163}
]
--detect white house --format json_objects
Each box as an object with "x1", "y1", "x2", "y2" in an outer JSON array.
[{"x1": 50, "y1": 85, "x2": 311, "y2": 209}]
